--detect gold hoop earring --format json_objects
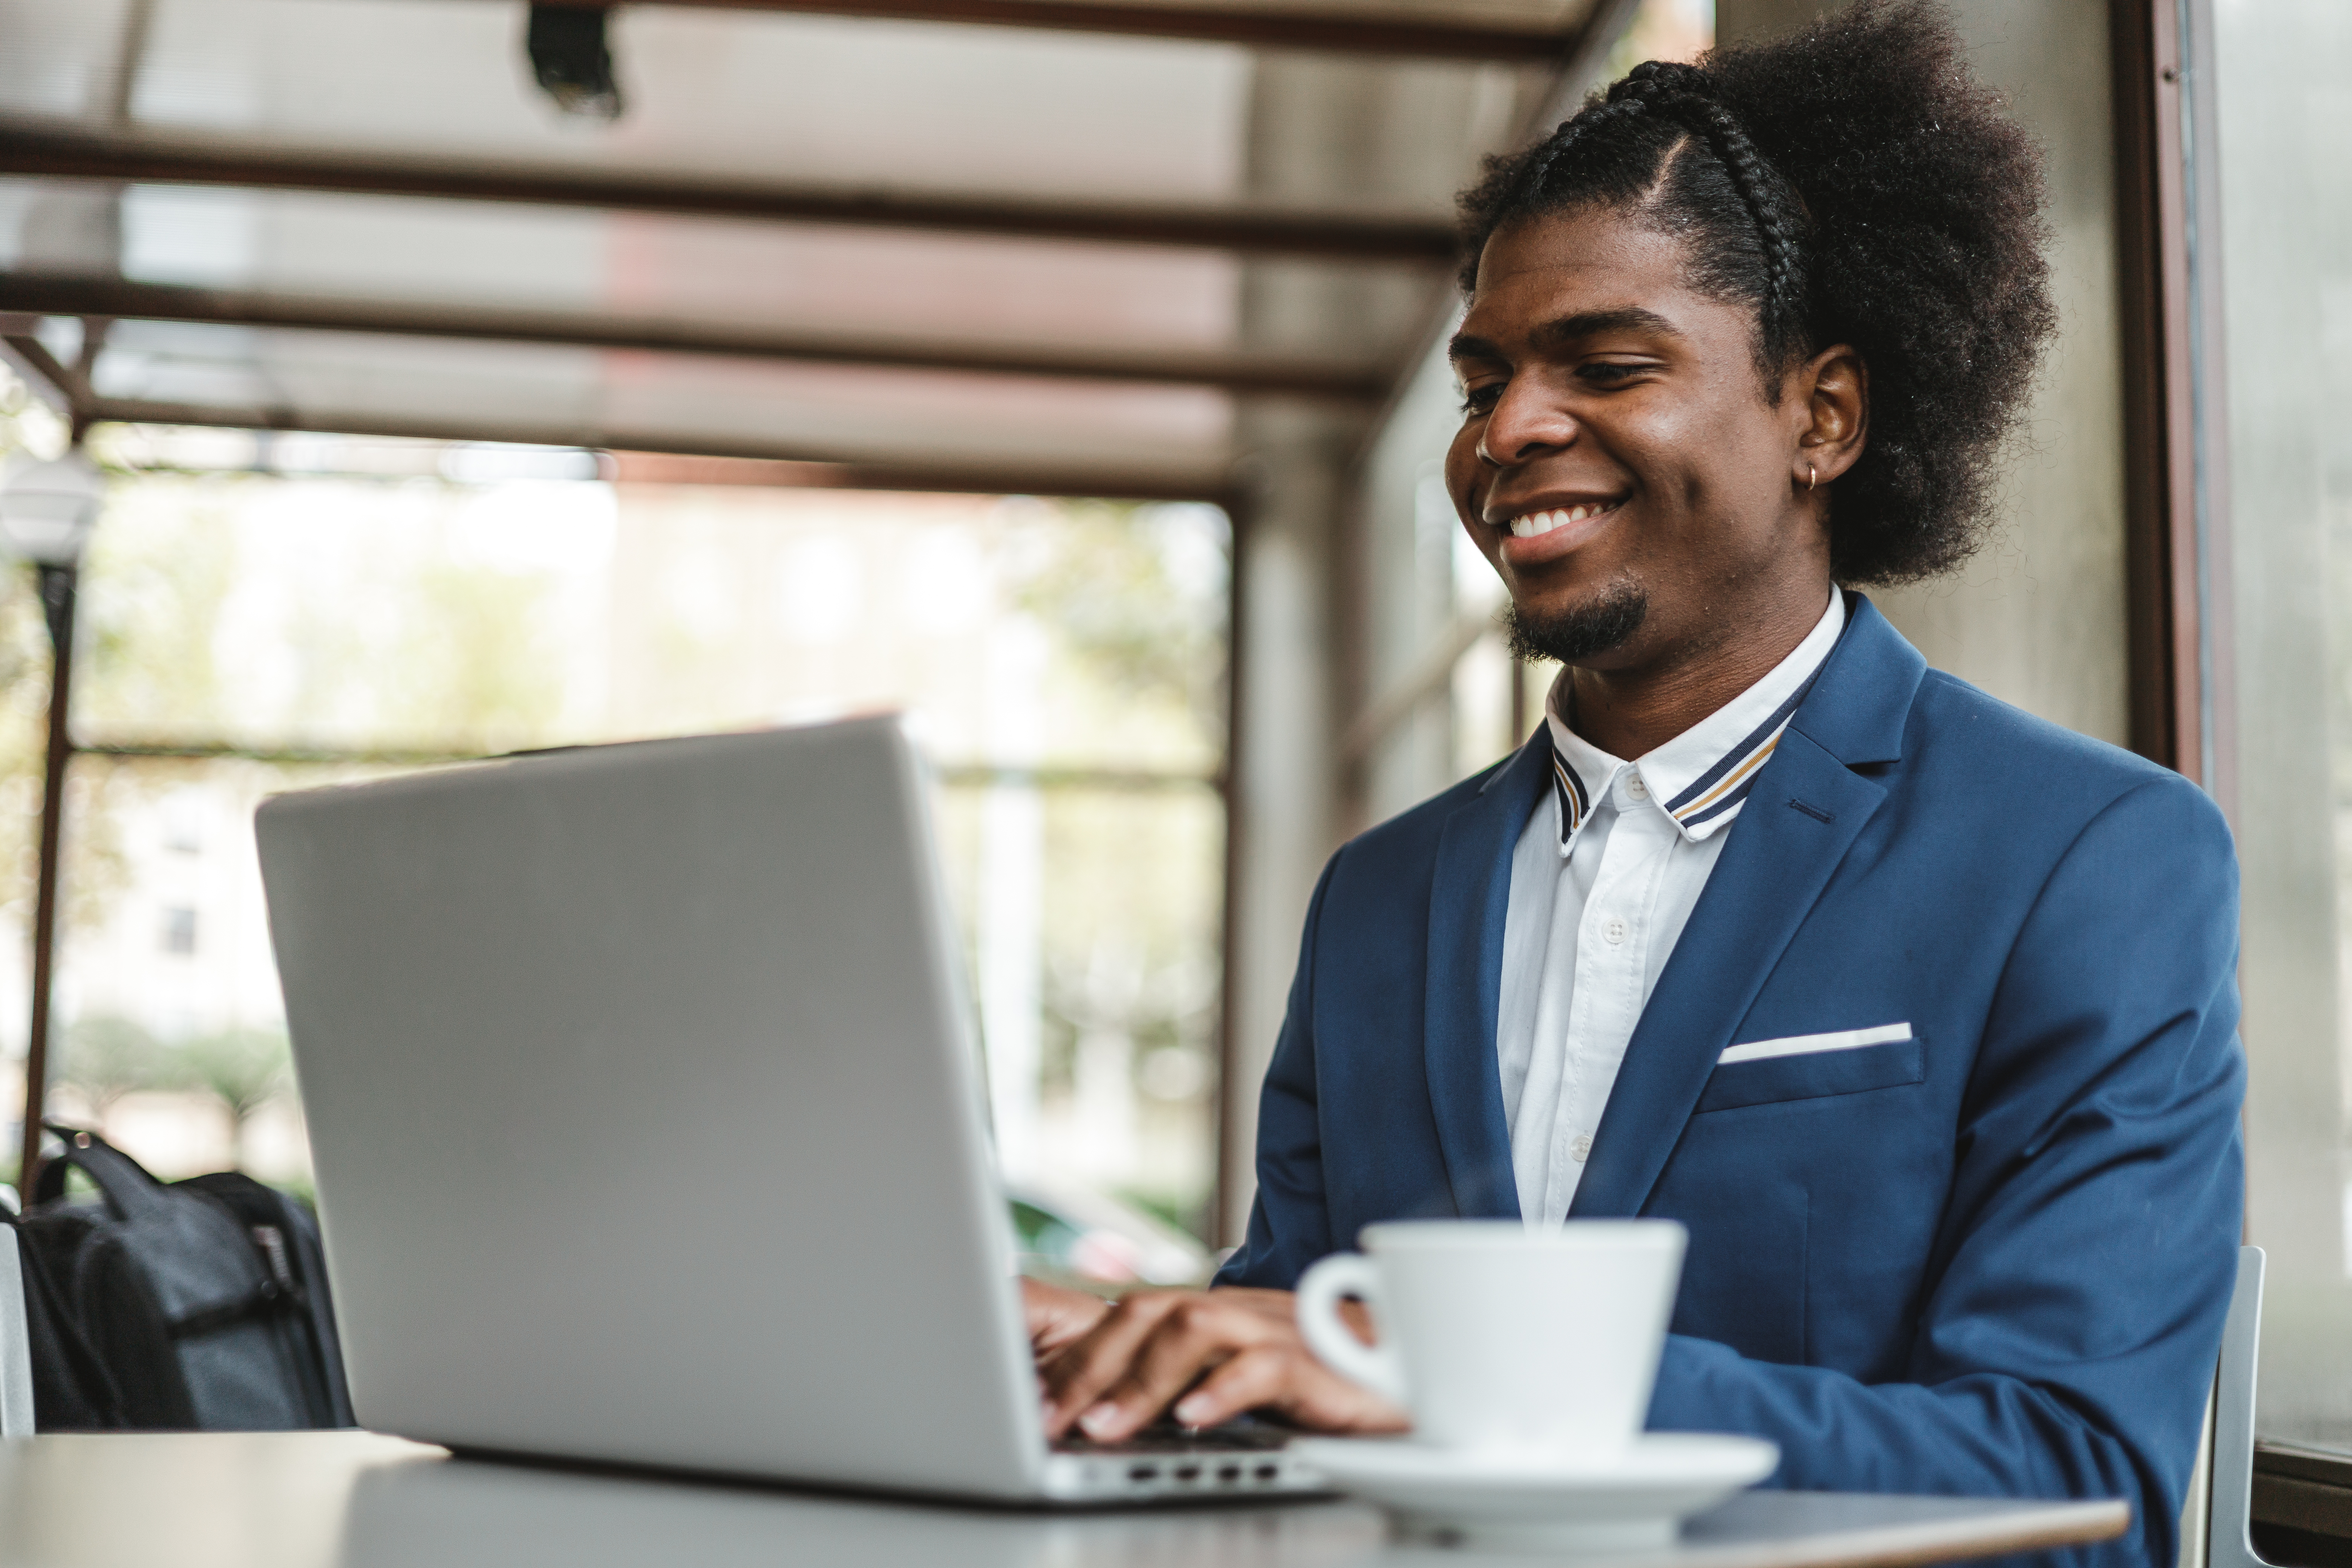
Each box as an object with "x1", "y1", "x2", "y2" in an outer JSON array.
[{"x1": 1807, "y1": 462, "x2": 1818, "y2": 492}]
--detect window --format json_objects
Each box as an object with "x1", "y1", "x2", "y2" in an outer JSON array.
[
  {"x1": 161, "y1": 794, "x2": 204, "y2": 855},
  {"x1": 26, "y1": 437, "x2": 1231, "y2": 1234},
  {"x1": 160, "y1": 906, "x2": 197, "y2": 957},
  {"x1": 2214, "y1": 0, "x2": 2352, "y2": 1455}
]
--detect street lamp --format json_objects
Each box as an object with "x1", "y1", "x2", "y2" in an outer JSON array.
[{"x1": 0, "y1": 448, "x2": 103, "y2": 1192}]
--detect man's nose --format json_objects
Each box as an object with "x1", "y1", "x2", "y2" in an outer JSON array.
[{"x1": 1479, "y1": 381, "x2": 1579, "y2": 467}]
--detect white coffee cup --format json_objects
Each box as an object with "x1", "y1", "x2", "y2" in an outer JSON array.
[{"x1": 1294, "y1": 1218, "x2": 1686, "y2": 1461}]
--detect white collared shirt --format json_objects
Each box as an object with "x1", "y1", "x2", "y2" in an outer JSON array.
[{"x1": 1498, "y1": 591, "x2": 1846, "y2": 1224}]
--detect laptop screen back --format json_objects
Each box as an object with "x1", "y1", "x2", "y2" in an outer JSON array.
[{"x1": 256, "y1": 718, "x2": 1041, "y2": 1498}]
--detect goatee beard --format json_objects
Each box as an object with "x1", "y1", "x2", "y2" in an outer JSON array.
[{"x1": 1504, "y1": 579, "x2": 1649, "y2": 664}]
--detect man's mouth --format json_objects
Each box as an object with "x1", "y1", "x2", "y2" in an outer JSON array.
[{"x1": 1506, "y1": 497, "x2": 1626, "y2": 539}]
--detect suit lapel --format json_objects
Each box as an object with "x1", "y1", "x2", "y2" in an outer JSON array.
[
  {"x1": 1423, "y1": 737, "x2": 1549, "y2": 1220},
  {"x1": 1567, "y1": 595, "x2": 1925, "y2": 1219},
  {"x1": 1567, "y1": 736, "x2": 1885, "y2": 1216}
]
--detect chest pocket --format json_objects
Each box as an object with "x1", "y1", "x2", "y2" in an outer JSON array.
[{"x1": 1694, "y1": 1035, "x2": 1926, "y2": 1114}]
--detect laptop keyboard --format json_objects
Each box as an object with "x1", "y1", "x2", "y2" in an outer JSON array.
[{"x1": 1052, "y1": 1417, "x2": 1293, "y2": 1455}]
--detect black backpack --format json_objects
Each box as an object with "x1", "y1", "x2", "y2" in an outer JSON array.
[{"x1": 9, "y1": 1125, "x2": 354, "y2": 1430}]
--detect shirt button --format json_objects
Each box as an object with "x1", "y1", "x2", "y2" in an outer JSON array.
[
  {"x1": 1572, "y1": 1135, "x2": 1593, "y2": 1162},
  {"x1": 1603, "y1": 917, "x2": 1627, "y2": 945},
  {"x1": 1626, "y1": 774, "x2": 1648, "y2": 800}
]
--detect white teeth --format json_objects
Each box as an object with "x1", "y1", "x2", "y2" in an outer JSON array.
[{"x1": 1507, "y1": 501, "x2": 1615, "y2": 539}]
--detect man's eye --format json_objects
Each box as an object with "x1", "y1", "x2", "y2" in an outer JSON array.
[
  {"x1": 1580, "y1": 361, "x2": 1646, "y2": 384},
  {"x1": 1460, "y1": 383, "x2": 1503, "y2": 414}
]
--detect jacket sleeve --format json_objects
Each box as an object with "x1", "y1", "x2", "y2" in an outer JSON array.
[
  {"x1": 1213, "y1": 853, "x2": 1344, "y2": 1289},
  {"x1": 1646, "y1": 774, "x2": 2246, "y2": 1568}
]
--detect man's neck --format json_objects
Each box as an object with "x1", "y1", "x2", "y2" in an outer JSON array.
[{"x1": 1558, "y1": 583, "x2": 1836, "y2": 760}]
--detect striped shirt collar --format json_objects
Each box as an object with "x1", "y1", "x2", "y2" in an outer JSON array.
[{"x1": 1544, "y1": 590, "x2": 1846, "y2": 850}]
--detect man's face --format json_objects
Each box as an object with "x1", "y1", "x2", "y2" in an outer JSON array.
[{"x1": 1446, "y1": 205, "x2": 1827, "y2": 672}]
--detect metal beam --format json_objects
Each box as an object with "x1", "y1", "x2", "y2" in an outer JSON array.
[
  {"x1": 2111, "y1": 0, "x2": 2232, "y2": 808},
  {"x1": 519, "y1": 0, "x2": 1586, "y2": 61},
  {"x1": 17, "y1": 562, "x2": 76, "y2": 1197},
  {"x1": 78, "y1": 392, "x2": 1237, "y2": 503},
  {"x1": 0, "y1": 274, "x2": 1393, "y2": 401},
  {"x1": 0, "y1": 330, "x2": 89, "y2": 412},
  {"x1": 0, "y1": 129, "x2": 1461, "y2": 263}
]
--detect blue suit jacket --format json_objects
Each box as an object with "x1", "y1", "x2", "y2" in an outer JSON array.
[{"x1": 1217, "y1": 596, "x2": 2244, "y2": 1568}]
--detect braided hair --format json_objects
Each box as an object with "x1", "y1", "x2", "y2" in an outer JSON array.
[{"x1": 1456, "y1": 0, "x2": 2055, "y2": 585}]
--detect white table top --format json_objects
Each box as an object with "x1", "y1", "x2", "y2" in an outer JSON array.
[{"x1": 0, "y1": 1431, "x2": 2127, "y2": 1568}]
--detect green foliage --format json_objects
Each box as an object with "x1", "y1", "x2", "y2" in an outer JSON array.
[
  {"x1": 57, "y1": 1014, "x2": 167, "y2": 1115},
  {"x1": 1012, "y1": 502, "x2": 1228, "y2": 753},
  {"x1": 72, "y1": 492, "x2": 239, "y2": 739},
  {"x1": 177, "y1": 1026, "x2": 294, "y2": 1122},
  {"x1": 380, "y1": 561, "x2": 563, "y2": 752},
  {"x1": 0, "y1": 368, "x2": 67, "y2": 466},
  {"x1": 57, "y1": 1014, "x2": 292, "y2": 1133},
  {"x1": 69, "y1": 460, "x2": 571, "y2": 755}
]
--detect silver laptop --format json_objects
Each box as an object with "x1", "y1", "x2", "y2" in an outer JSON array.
[{"x1": 254, "y1": 717, "x2": 1320, "y2": 1504}]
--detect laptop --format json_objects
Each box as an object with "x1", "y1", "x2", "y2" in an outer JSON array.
[{"x1": 254, "y1": 716, "x2": 1322, "y2": 1504}]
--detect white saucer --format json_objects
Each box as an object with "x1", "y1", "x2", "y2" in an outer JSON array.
[{"x1": 1288, "y1": 1432, "x2": 1780, "y2": 1552}]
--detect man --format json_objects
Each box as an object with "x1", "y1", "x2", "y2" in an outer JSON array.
[{"x1": 1028, "y1": 8, "x2": 2242, "y2": 1563}]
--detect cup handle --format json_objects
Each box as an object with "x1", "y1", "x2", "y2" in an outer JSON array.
[{"x1": 1294, "y1": 1253, "x2": 1407, "y2": 1406}]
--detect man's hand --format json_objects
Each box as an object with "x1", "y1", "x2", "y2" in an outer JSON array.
[
  {"x1": 1021, "y1": 1276, "x2": 1113, "y2": 1359},
  {"x1": 1032, "y1": 1284, "x2": 1409, "y2": 1443}
]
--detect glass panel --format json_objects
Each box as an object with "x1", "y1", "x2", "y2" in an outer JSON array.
[
  {"x1": 2214, "y1": 0, "x2": 2352, "y2": 1450},
  {"x1": 0, "y1": 408, "x2": 1232, "y2": 1259},
  {"x1": 939, "y1": 784, "x2": 1228, "y2": 1241}
]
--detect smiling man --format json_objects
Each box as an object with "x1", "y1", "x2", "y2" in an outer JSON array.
[{"x1": 1023, "y1": 6, "x2": 2244, "y2": 1564}]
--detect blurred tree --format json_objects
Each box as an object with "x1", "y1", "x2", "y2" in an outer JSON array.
[
  {"x1": 53, "y1": 1017, "x2": 296, "y2": 1171},
  {"x1": 55, "y1": 1013, "x2": 169, "y2": 1121},
  {"x1": 73, "y1": 481, "x2": 237, "y2": 740},
  {"x1": 381, "y1": 561, "x2": 562, "y2": 753},
  {"x1": 177, "y1": 1026, "x2": 293, "y2": 1170},
  {"x1": 1012, "y1": 502, "x2": 1228, "y2": 756},
  {"x1": 1011, "y1": 505, "x2": 1230, "y2": 1232}
]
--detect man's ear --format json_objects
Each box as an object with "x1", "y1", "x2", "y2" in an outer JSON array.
[{"x1": 1792, "y1": 344, "x2": 1868, "y2": 490}]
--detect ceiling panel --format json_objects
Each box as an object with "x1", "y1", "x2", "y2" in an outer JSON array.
[
  {"x1": 0, "y1": 0, "x2": 1588, "y2": 478},
  {"x1": 0, "y1": 0, "x2": 1552, "y2": 213},
  {"x1": 20, "y1": 0, "x2": 1256, "y2": 202},
  {"x1": 0, "y1": 175, "x2": 1449, "y2": 369},
  {"x1": 85, "y1": 317, "x2": 1236, "y2": 476},
  {"x1": 90, "y1": 182, "x2": 1249, "y2": 350}
]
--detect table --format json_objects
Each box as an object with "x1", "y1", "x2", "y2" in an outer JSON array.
[{"x1": 0, "y1": 1431, "x2": 2127, "y2": 1568}]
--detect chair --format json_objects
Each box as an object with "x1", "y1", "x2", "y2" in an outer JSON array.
[
  {"x1": 0, "y1": 1226, "x2": 33, "y2": 1436},
  {"x1": 2205, "y1": 1245, "x2": 2276, "y2": 1568}
]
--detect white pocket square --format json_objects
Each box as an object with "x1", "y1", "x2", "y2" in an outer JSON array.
[{"x1": 1717, "y1": 1023, "x2": 1913, "y2": 1065}]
